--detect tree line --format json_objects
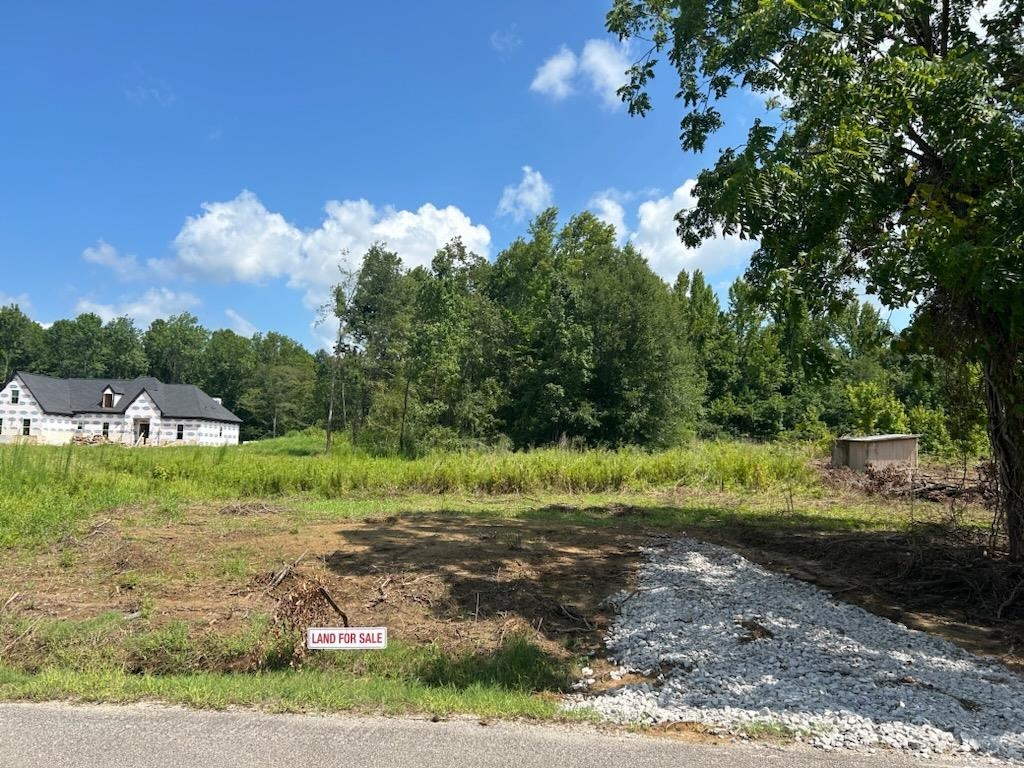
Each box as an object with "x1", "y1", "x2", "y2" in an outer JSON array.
[
  {"x1": 325, "y1": 208, "x2": 986, "y2": 456},
  {"x1": 0, "y1": 308, "x2": 318, "y2": 441},
  {"x1": 0, "y1": 208, "x2": 986, "y2": 452}
]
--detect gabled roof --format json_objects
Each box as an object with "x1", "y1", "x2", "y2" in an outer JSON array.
[{"x1": 11, "y1": 372, "x2": 242, "y2": 424}]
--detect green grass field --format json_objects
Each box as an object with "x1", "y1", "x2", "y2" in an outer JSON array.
[{"x1": 0, "y1": 431, "x2": 819, "y2": 549}]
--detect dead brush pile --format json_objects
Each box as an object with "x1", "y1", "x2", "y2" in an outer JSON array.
[
  {"x1": 823, "y1": 462, "x2": 996, "y2": 504},
  {"x1": 248, "y1": 553, "x2": 349, "y2": 669},
  {"x1": 892, "y1": 519, "x2": 1024, "y2": 622},
  {"x1": 769, "y1": 512, "x2": 1024, "y2": 626}
]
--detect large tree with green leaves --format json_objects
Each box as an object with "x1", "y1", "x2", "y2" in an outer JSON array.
[
  {"x1": 143, "y1": 313, "x2": 209, "y2": 384},
  {"x1": 490, "y1": 210, "x2": 701, "y2": 447},
  {"x1": 409, "y1": 239, "x2": 504, "y2": 450},
  {"x1": 200, "y1": 329, "x2": 256, "y2": 413},
  {"x1": 237, "y1": 332, "x2": 315, "y2": 439},
  {"x1": 0, "y1": 304, "x2": 44, "y2": 382},
  {"x1": 100, "y1": 317, "x2": 148, "y2": 379},
  {"x1": 342, "y1": 244, "x2": 418, "y2": 449},
  {"x1": 42, "y1": 313, "x2": 107, "y2": 379},
  {"x1": 607, "y1": 0, "x2": 1024, "y2": 558}
]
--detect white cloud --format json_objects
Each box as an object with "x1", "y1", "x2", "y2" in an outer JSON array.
[
  {"x1": 0, "y1": 292, "x2": 31, "y2": 310},
  {"x1": 224, "y1": 308, "x2": 257, "y2": 337},
  {"x1": 530, "y1": 46, "x2": 578, "y2": 100},
  {"x1": 588, "y1": 192, "x2": 627, "y2": 243},
  {"x1": 75, "y1": 288, "x2": 200, "y2": 328},
  {"x1": 164, "y1": 191, "x2": 490, "y2": 296},
  {"x1": 125, "y1": 81, "x2": 176, "y2": 107},
  {"x1": 82, "y1": 240, "x2": 143, "y2": 280},
  {"x1": 629, "y1": 181, "x2": 757, "y2": 281},
  {"x1": 169, "y1": 190, "x2": 304, "y2": 283},
  {"x1": 579, "y1": 40, "x2": 630, "y2": 109},
  {"x1": 293, "y1": 198, "x2": 491, "y2": 316},
  {"x1": 154, "y1": 191, "x2": 490, "y2": 348},
  {"x1": 490, "y1": 26, "x2": 522, "y2": 54},
  {"x1": 82, "y1": 190, "x2": 490, "y2": 350},
  {"x1": 497, "y1": 166, "x2": 553, "y2": 222},
  {"x1": 531, "y1": 39, "x2": 630, "y2": 108}
]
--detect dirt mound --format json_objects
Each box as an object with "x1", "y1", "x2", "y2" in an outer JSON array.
[{"x1": 105, "y1": 542, "x2": 156, "y2": 574}]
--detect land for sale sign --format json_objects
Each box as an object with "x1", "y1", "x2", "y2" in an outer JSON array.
[{"x1": 306, "y1": 627, "x2": 388, "y2": 650}]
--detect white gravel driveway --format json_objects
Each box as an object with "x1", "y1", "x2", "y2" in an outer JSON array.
[{"x1": 566, "y1": 538, "x2": 1024, "y2": 763}]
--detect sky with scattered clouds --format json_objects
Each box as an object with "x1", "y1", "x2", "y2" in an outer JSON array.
[{"x1": 0, "y1": 0, "x2": 875, "y2": 349}]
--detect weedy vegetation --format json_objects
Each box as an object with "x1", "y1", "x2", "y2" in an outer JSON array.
[
  {"x1": 0, "y1": 432, "x2": 1004, "y2": 723},
  {"x1": 0, "y1": 433, "x2": 818, "y2": 549}
]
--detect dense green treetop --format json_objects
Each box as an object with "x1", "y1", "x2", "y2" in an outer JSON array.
[{"x1": 608, "y1": 0, "x2": 1022, "y2": 341}]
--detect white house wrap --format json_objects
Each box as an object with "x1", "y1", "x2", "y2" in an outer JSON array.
[{"x1": 0, "y1": 372, "x2": 241, "y2": 446}]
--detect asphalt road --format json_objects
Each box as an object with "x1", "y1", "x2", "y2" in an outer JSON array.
[{"x1": 0, "y1": 703, "x2": 986, "y2": 768}]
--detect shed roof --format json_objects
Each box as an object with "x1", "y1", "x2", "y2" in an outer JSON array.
[
  {"x1": 836, "y1": 434, "x2": 920, "y2": 443},
  {"x1": 12, "y1": 372, "x2": 241, "y2": 424}
]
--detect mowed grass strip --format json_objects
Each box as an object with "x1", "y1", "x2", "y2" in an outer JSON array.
[
  {"x1": 0, "y1": 613, "x2": 571, "y2": 719},
  {"x1": 0, "y1": 665, "x2": 565, "y2": 718},
  {"x1": 0, "y1": 434, "x2": 820, "y2": 548}
]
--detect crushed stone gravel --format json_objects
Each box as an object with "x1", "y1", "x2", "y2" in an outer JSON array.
[{"x1": 565, "y1": 537, "x2": 1024, "y2": 763}]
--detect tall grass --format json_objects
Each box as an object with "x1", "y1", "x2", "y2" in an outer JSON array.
[{"x1": 0, "y1": 434, "x2": 819, "y2": 547}]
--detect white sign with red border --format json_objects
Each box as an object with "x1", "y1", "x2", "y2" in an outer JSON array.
[{"x1": 306, "y1": 627, "x2": 388, "y2": 650}]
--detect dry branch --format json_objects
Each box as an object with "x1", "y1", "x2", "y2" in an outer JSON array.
[
  {"x1": 557, "y1": 603, "x2": 595, "y2": 630},
  {"x1": 998, "y1": 578, "x2": 1024, "y2": 619},
  {"x1": 317, "y1": 586, "x2": 349, "y2": 626},
  {"x1": 268, "y1": 549, "x2": 308, "y2": 591},
  {"x1": 0, "y1": 619, "x2": 40, "y2": 657}
]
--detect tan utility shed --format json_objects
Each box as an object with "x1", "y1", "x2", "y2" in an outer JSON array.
[{"x1": 831, "y1": 434, "x2": 920, "y2": 472}]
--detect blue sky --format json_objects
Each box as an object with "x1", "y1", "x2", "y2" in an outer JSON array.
[{"x1": 1, "y1": 1, "x2": 785, "y2": 348}]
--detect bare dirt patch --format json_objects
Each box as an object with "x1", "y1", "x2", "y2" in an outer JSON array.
[
  {"x1": 0, "y1": 506, "x2": 645, "y2": 662},
  {"x1": 3, "y1": 498, "x2": 1020, "y2": 678}
]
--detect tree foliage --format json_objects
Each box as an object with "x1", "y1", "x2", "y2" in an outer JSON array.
[
  {"x1": 0, "y1": 210, "x2": 989, "y2": 469},
  {"x1": 606, "y1": 0, "x2": 1024, "y2": 557}
]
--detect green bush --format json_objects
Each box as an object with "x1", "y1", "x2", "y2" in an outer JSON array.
[
  {"x1": 844, "y1": 381, "x2": 908, "y2": 435},
  {"x1": 908, "y1": 405, "x2": 954, "y2": 457}
]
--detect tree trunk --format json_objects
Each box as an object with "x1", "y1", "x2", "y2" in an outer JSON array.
[
  {"x1": 398, "y1": 377, "x2": 411, "y2": 456},
  {"x1": 983, "y1": 350, "x2": 1024, "y2": 561},
  {"x1": 325, "y1": 353, "x2": 338, "y2": 452}
]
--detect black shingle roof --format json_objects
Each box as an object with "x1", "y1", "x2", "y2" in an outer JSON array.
[{"x1": 13, "y1": 372, "x2": 242, "y2": 423}]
